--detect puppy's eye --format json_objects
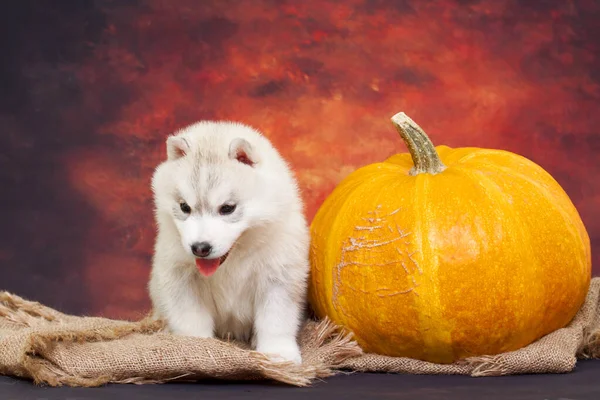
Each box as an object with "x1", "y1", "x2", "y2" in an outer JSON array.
[
  {"x1": 219, "y1": 204, "x2": 236, "y2": 215},
  {"x1": 180, "y1": 202, "x2": 191, "y2": 214}
]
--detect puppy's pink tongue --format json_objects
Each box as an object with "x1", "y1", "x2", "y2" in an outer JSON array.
[{"x1": 195, "y1": 258, "x2": 220, "y2": 277}]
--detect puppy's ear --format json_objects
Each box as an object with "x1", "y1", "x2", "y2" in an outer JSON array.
[
  {"x1": 229, "y1": 138, "x2": 259, "y2": 167},
  {"x1": 166, "y1": 136, "x2": 190, "y2": 160}
]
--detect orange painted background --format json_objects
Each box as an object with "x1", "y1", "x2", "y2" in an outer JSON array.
[{"x1": 1, "y1": 1, "x2": 598, "y2": 319}]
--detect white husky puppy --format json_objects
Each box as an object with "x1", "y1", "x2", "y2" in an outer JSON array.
[{"x1": 148, "y1": 121, "x2": 309, "y2": 364}]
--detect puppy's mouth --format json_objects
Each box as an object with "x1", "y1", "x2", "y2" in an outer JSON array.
[
  {"x1": 195, "y1": 251, "x2": 230, "y2": 277},
  {"x1": 218, "y1": 251, "x2": 230, "y2": 264}
]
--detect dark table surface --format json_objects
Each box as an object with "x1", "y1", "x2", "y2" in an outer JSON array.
[{"x1": 2, "y1": 360, "x2": 600, "y2": 400}]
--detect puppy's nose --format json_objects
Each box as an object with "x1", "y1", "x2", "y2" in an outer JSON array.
[{"x1": 191, "y1": 242, "x2": 212, "y2": 257}]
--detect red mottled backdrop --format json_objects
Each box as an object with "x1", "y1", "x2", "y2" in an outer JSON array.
[{"x1": 1, "y1": 0, "x2": 598, "y2": 319}]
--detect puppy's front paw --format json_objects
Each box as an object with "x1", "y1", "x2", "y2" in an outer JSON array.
[{"x1": 257, "y1": 338, "x2": 302, "y2": 365}]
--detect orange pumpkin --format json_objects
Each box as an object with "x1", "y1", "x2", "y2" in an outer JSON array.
[{"x1": 308, "y1": 112, "x2": 591, "y2": 363}]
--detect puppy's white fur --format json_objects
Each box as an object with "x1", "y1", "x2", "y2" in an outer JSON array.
[{"x1": 148, "y1": 121, "x2": 309, "y2": 364}]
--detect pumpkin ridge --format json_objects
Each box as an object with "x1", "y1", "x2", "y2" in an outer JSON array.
[
  {"x1": 456, "y1": 150, "x2": 588, "y2": 254},
  {"x1": 452, "y1": 148, "x2": 504, "y2": 164},
  {"x1": 476, "y1": 162, "x2": 591, "y2": 294},
  {"x1": 412, "y1": 175, "x2": 454, "y2": 363},
  {"x1": 453, "y1": 164, "x2": 589, "y2": 349},
  {"x1": 454, "y1": 149, "x2": 576, "y2": 211},
  {"x1": 476, "y1": 162, "x2": 587, "y2": 251},
  {"x1": 434, "y1": 147, "x2": 481, "y2": 166},
  {"x1": 451, "y1": 165, "x2": 546, "y2": 338}
]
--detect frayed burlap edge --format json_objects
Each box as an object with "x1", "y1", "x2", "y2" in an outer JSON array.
[
  {"x1": 23, "y1": 317, "x2": 163, "y2": 387},
  {"x1": 0, "y1": 291, "x2": 63, "y2": 325},
  {"x1": 0, "y1": 291, "x2": 363, "y2": 387}
]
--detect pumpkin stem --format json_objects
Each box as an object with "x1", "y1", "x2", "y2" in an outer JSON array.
[{"x1": 391, "y1": 112, "x2": 447, "y2": 176}]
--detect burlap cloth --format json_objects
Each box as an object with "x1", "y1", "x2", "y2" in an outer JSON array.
[{"x1": 2, "y1": 278, "x2": 600, "y2": 387}]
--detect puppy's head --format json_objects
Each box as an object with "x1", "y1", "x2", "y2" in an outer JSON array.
[{"x1": 152, "y1": 122, "x2": 276, "y2": 276}]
